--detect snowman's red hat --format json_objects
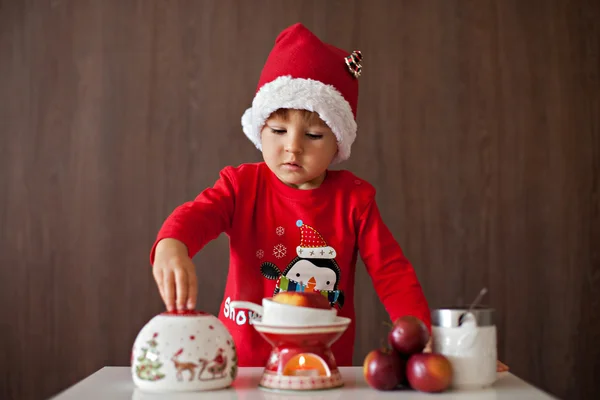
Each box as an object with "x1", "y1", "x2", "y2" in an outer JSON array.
[{"x1": 295, "y1": 220, "x2": 336, "y2": 259}]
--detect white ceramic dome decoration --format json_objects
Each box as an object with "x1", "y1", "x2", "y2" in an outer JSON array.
[{"x1": 131, "y1": 310, "x2": 238, "y2": 392}]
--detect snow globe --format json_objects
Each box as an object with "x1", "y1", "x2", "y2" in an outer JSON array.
[{"x1": 131, "y1": 310, "x2": 238, "y2": 392}]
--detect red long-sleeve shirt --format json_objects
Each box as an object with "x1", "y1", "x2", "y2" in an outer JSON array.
[{"x1": 150, "y1": 162, "x2": 430, "y2": 366}]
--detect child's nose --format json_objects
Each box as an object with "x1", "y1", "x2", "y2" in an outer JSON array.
[{"x1": 285, "y1": 131, "x2": 303, "y2": 154}]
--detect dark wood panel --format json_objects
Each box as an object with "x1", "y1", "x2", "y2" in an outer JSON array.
[{"x1": 0, "y1": 1, "x2": 598, "y2": 399}]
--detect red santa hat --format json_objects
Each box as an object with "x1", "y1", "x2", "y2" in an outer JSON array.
[
  {"x1": 241, "y1": 23, "x2": 363, "y2": 164},
  {"x1": 295, "y1": 220, "x2": 336, "y2": 259}
]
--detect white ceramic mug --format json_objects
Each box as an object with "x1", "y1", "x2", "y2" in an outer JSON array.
[
  {"x1": 431, "y1": 307, "x2": 497, "y2": 389},
  {"x1": 230, "y1": 298, "x2": 337, "y2": 326}
]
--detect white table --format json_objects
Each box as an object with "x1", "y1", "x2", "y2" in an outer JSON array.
[{"x1": 51, "y1": 367, "x2": 557, "y2": 399}]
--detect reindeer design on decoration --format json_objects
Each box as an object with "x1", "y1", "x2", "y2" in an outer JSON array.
[
  {"x1": 171, "y1": 348, "x2": 198, "y2": 382},
  {"x1": 170, "y1": 347, "x2": 228, "y2": 382},
  {"x1": 198, "y1": 348, "x2": 228, "y2": 380}
]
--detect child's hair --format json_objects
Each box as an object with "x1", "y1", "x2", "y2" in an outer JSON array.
[{"x1": 268, "y1": 108, "x2": 329, "y2": 128}]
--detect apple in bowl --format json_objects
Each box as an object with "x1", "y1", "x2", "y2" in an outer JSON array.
[
  {"x1": 272, "y1": 291, "x2": 331, "y2": 310},
  {"x1": 229, "y1": 292, "x2": 337, "y2": 327}
]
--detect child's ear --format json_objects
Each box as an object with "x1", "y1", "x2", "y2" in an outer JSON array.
[{"x1": 329, "y1": 147, "x2": 339, "y2": 163}]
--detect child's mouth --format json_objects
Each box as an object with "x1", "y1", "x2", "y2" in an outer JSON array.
[{"x1": 283, "y1": 162, "x2": 302, "y2": 170}]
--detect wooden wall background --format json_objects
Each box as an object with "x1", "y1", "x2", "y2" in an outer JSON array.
[{"x1": 1, "y1": 1, "x2": 598, "y2": 399}]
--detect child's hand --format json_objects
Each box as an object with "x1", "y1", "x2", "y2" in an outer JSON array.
[
  {"x1": 152, "y1": 238, "x2": 197, "y2": 312},
  {"x1": 497, "y1": 360, "x2": 509, "y2": 372}
]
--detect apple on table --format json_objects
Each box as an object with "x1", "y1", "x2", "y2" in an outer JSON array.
[
  {"x1": 364, "y1": 315, "x2": 509, "y2": 393},
  {"x1": 364, "y1": 315, "x2": 453, "y2": 393}
]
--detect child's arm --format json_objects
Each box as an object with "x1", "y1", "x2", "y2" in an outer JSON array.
[
  {"x1": 150, "y1": 167, "x2": 237, "y2": 311},
  {"x1": 357, "y1": 197, "x2": 432, "y2": 332}
]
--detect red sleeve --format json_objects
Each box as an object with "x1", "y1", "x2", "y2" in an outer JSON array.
[
  {"x1": 149, "y1": 167, "x2": 237, "y2": 264},
  {"x1": 357, "y1": 197, "x2": 432, "y2": 332}
]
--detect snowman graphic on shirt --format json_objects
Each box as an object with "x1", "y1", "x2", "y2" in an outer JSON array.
[{"x1": 261, "y1": 220, "x2": 345, "y2": 309}]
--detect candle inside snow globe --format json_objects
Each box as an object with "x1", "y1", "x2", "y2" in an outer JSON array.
[{"x1": 289, "y1": 355, "x2": 322, "y2": 377}]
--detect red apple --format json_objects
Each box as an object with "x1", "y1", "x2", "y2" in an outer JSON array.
[
  {"x1": 272, "y1": 291, "x2": 331, "y2": 309},
  {"x1": 363, "y1": 348, "x2": 406, "y2": 390},
  {"x1": 388, "y1": 315, "x2": 430, "y2": 355},
  {"x1": 406, "y1": 353, "x2": 453, "y2": 393}
]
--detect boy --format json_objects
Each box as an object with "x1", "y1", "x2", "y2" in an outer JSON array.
[{"x1": 150, "y1": 23, "x2": 431, "y2": 367}]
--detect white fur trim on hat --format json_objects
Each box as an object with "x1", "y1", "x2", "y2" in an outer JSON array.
[{"x1": 241, "y1": 76, "x2": 357, "y2": 164}]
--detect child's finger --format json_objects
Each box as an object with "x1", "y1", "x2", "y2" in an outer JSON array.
[
  {"x1": 187, "y1": 272, "x2": 198, "y2": 309},
  {"x1": 423, "y1": 337, "x2": 433, "y2": 353},
  {"x1": 496, "y1": 360, "x2": 509, "y2": 372},
  {"x1": 175, "y1": 268, "x2": 188, "y2": 310},
  {"x1": 153, "y1": 268, "x2": 166, "y2": 304},
  {"x1": 163, "y1": 270, "x2": 176, "y2": 312}
]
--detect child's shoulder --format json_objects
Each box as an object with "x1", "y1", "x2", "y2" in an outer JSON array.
[
  {"x1": 329, "y1": 169, "x2": 376, "y2": 199},
  {"x1": 218, "y1": 162, "x2": 266, "y2": 180}
]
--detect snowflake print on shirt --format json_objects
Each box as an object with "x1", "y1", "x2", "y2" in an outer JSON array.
[
  {"x1": 273, "y1": 244, "x2": 287, "y2": 259},
  {"x1": 256, "y1": 249, "x2": 264, "y2": 259},
  {"x1": 276, "y1": 226, "x2": 285, "y2": 236}
]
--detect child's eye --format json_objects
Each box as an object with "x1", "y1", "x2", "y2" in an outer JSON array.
[
  {"x1": 270, "y1": 128, "x2": 286, "y2": 134},
  {"x1": 306, "y1": 133, "x2": 323, "y2": 140}
]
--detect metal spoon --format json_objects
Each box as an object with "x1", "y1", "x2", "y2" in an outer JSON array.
[{"x1": 459, "y1": 287, "x2": 488, "y2": 326}]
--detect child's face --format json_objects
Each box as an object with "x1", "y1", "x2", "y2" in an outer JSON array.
[{"x1": 261, "y1": 109, "x2": 338, "y2": 190}]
